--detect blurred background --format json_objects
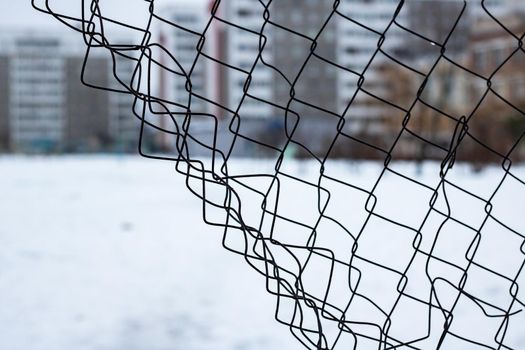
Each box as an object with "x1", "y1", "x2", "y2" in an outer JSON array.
[
  {"x1": 1, "y1": 2, "x2": 302, "y2": 350},
  {"x1": 1, "y1": 1, "x2": 525, "y2": 350},
  {"x1": 0, "y1": 1, "x2": 523, "y2": 162}
]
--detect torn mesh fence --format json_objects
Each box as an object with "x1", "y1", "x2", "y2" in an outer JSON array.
[{"x1": 33, "y1": 1, "x2": 525, "y2": 349}]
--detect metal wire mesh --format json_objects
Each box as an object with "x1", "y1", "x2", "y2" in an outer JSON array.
[{"x1": 33, "y1": 0, "x2": 525, "y2": 349}]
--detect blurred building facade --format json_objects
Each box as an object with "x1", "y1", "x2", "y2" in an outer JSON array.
[
  {"x1": 159, "y1": 2, "x2": 211, "y2": 116},
  {"x1": 463, "y1": 10, "x2": 525, "y2": 162},
  {"x1": 159, "y1": 0, "x2": 410, "y2": 157},
  {"x1": 223, "y1": 0, "x2": 274, "y2": 120},
  {"x1": 0, "y1": 30, "x2": 137, "y2": 153},
  {"x1": 379, "y1": 3, "x2": 525, "y2": 163},
  {"x1": 336, "y1": 0, "x2": 407, "y2": 132},
  {"x1": 153, "y1": 0, "x2": 524, "y2": 160},
  {"x1": 2, "y1": 0, "x2": 523, "y2": 161}
]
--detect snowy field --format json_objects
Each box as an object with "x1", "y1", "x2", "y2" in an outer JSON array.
[{"x1": 1, "y1": 156, "x2": 524, "y2": 350}]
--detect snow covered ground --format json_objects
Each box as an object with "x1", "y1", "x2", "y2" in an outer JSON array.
[
  {"x1": 0, "y1": 156, "x2": 524, "y2": 350},
  {"x1": 0, "y1": 156, "x2": 300, "y2": 350}
]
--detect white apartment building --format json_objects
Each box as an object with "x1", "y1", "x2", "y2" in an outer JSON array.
[
  {"x1": 158, "y1": 1, "x2": 275, "y2": 157},
  {"x1": 0, "y1": 30, "x2": 137, "y2": 152},
  {"x1": 158, "y1": 2, "x2": 213, "y2": 118},
  {"x1": 108, "y1": 42, "x2": 140, "y2": 149},
  {"x1": 336, "y1": 0, "x2": 407, "y2": 131},
  {"x1": 160, "y1": 0, "x2": 407, "y2": 128},
  {"x1": 222, "y1": 0, "x2": 274, "y2": 120},
  {"x1": 157, "y1": 0, "x2": 521, "y2": 155},
  {"x1": 1, "y1": 33, "x2": 66, "y2": 151}
]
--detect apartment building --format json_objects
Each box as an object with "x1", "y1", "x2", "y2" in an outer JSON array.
[
  {"x1": 157, "y1": 0, "x2": 522, "y2": 159},
  {"x1": 336, "y1": 0, "x2": 407, "y2": 133},
  {"x1": 0, "y1": 30, "x2": 137, "y2": 153},
  {"x1": 2, "y1": 34, "x2": 66, "y2": 152},
  {"x1": 158, "y1": 2, "x2": 211, "y2": 116},
  {"x1": 223, "y1": 0, "x2": 274, "y2": 118}
]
